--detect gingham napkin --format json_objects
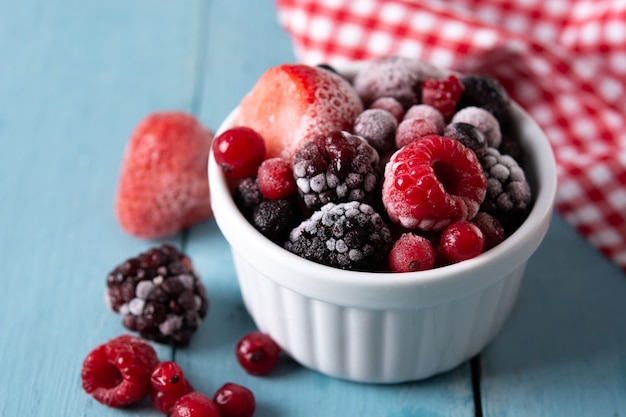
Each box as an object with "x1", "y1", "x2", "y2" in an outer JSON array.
[{"x1": 276, "y1": 0, "x2": 626, "y2": 272}]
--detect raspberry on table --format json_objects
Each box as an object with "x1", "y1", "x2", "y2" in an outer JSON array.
[
  {"x1": 214, "y1": 382, "x2": 256, "y2": 417},
  {"x1": 421, "y1": 74, "x2": 465, "y2": 120},
  {"x1": 395, "y1": 117, "x2": 439, "y2": 148},
  {"x1": 440, "y1": 221, "x2": 485, "y2": 263},
  {"x1": 403, "y1": 104, "x2": 445, "y2": 133},
  {"x1": 212, "y1": 126, "x2": 266, "y2": 178},
  {"x1": 353, "y1": 108, "x2": 398, "y2": 153},
  {"x1": 171, "y1": 392, "x2": 221, "y2": 417},
  {"x1": 292, "y1": 130, "x2": 380, "y2": 210},
  {"x1": 257, "y1": 157, "x2": 296, "y2": 200},
  {"x1": 235, "y1": 331, "x2": 282, "y2": 376},
  {"x1": 105, "y1": 244, "x2": 209, "y2": 346},
  {"x1": 388, "y1": 233, "x2": 435, "y2": 272},
  {"x1": 457, "y1": 74, "x2": 513, "y2": 133},
  {"x1": 382, "y1": 135, "x2": 487, "y2": 231},
  {"x1": 150, "y1": 361, "x2": 195, "y2": 415},
  {"x1": 81, "y1": 334, "x2": 159, "y2": 408},
  {"x1": 451, "y1": 106, "x2": 502, "y2": 148},
  {"x1": 369, "y1": 96, "x2": 405, "y2": 122},
  {"x1": 285, "y1": 201, "x2": 392, "y2": 271},
  {"x1": 252, "y1": 199, "x2": 303, "y2": 244},
  {"x1": 443, "y1": 122, "x2": 488, "y2": 154}
]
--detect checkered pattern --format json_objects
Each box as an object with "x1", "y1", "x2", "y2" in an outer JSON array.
[{"x1": 276, "y1": 0, "x2": 626, "y2": 271}]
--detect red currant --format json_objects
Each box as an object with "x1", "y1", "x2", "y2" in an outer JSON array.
[
  {"x1": 150, "y1": 361, "x2": 195, "y2": 415},
  {"x1": 213, "y1": 127, "x2": 266, "y2": 178},
  {"x1": 214, "y1": 382, "x2": 256, "y2": 417},
  {"x1": 388, "y1": 233, "x2": 435, "y2": 272},
  {"x1": 171, "y1": 392, "x2": 221, "y2": 417},
  {"x1": 440, "y1": 221, "x2": 485, "y2": 263},
  {"x1": 257, "y1": 157, "x2": 296, "y2": 199},
  {"x1": 235, "y1": 331, "x2": 281, "y2": 376}
]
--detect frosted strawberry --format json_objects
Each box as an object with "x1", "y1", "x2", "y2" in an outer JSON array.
[
  {"x1": 235, "y1": 64, "x2": 363, "y2": 160},
  {"x1": 382, "y1": 135, "x2": 486, "y2": 231},
  {"x1": 115, "y1": 112, "x2": 213, "y2": 239}
]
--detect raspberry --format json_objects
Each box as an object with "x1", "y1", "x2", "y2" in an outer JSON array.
[
  {"x1": 457, "y1": 74, "x2": 513, "y2": 133},
  {"x1": 404, "y1": 104, "x2": 445, "y2": 133},
  {"x1": 451, "y1": 106, "x2": 502, "y2": 148},
  {"x1": 388, "y1": 233, "x2": 435, "y2": 272},
  {"x1": 382, "y1": 135, "x2": 486, "y2": 231},
  {"x1": 421, "y1": 74, "x2": 465, "y2": 119},
  {"x1": 235, "y1": 331, "x2": 282, "y2": 376},
  {"x1": 285, "y1": 201, "x2": 392, "y2": 271},
  {"x1": 150, "y1": 361, "x2": 194, "y2": 415},
  {"x1": 257, "y1": 157, "x2": 296, "y2": 199},
  {"x1": 471, "y1": 212, "x2": 506, "y2": 251},
  {"x1": 252, "y1": 199, "x2": 303, "y2": 243},
  {"x1": 214, "y1": 382, "x2": 256, "y2": 417},
  {"x1": 212, "y1": 126, "x2": 266, "y2": 178},
  {"x1": 443, "y1": 122, "x2": 488, "y2": 154},
  {"x1": 352, "y1": 108, "x2": 398, "y2": 152},
  {"x1": 171, "y1": 392, "x2": 221, "y2": 417},
  {"x1": 395, "y1": 117, "x2": 439, "y2": 148},
  {"x1": 369, "y1": 96, "x2": 405, "y2": 122},
  {"x1": 440, "y1": 221, "x2": 485, "y2": 263},
  {"x1": 292, "y1": 131, "x2": 380, "y2": 210},
  {"x1": 81, "y1": 334, "x2": 159, "y2": 408},
  {"x1": 479, "y1": 147, "x2": 532, "y2": 228},
  {"x1": 105, "y1": 244, "x2": 209, "y2": 346},
  {"x1": 233, "y1": 176, "x2": 264, "y2": 219}
]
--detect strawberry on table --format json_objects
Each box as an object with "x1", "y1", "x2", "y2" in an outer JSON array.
[
  {"x1": 115, "y1": 112, "x2": 213, "y2": 239},
  {"x1": 234, "y1": 64, "x2": 363, "y2": 161}
]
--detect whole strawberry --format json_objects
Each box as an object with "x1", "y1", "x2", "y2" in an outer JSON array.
[{"x1": 115, "y1": 112, "x2": 213, "y2": 239}]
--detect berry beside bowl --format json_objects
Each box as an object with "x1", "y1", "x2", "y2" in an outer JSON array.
[{"x1": 208, "y1": 60, "x2": 557, "y2": 383}]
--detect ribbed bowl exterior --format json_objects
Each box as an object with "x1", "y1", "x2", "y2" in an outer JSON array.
[{"x1": 233, "y1": 249, "x2": 525, "y2": 383}]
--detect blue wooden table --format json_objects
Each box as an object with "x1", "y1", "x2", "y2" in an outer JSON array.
[{"x1": 1, "y1": 1, "x2": 625, "y2": 415}]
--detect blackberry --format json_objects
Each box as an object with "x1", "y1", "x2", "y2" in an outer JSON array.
[
  {"x1": 252, "y1": 199, "x2": 303, "y2": 244},
  {"x1": 443, "y1": 122, "x2": 487, "y2": 154},
  {"x1": 456, "y1": 74, "x2": 514, "y2": 134},
  {"x1": 105, "y1": 244, "x2": 209, "y2": 346},
  {"x1": 234, "y1": 176, "x2": 265, "y2": 218},
  {"x1": 479, "y1": 147, "x2": 532, "y2": 229},
  {"x1": 293, "y1": 130, "x2": 380, "y2": 210},
  {"x1": 285, "y1": 201, "x2": 391, "y2": 271}
]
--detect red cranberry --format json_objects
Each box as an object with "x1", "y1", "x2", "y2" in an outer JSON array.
[
  {"x1": 388, "y1": 233, "x2": 435, "y2": 272},
  {"x1": 171, "y1": 392, "x2": 221, "y2": 417},
  {"x1": 213, "y1": 127, "x2": 266, "y2": 178},
  {"x1": 440, "y1": 221, "x2": 485, "y2": 263},
  {"x1": 214, "y1": 382, "x2": 256, "y2": 417},
  {"x1": 235, "y1": 331, "x2": 281, "y2": 376}
]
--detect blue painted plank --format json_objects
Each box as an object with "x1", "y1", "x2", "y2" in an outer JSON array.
[{"x1": 480, "y1": 213, "x2": 626, "y2": 416}]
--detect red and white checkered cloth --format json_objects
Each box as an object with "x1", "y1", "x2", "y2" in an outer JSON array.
[{"x1": 276, "y1": 0, "x2": 626, "y2": 272}]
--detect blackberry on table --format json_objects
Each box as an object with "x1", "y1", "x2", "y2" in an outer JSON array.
[
  {"x1": 105, "y1": 244, "x2": 208, "y2": 346},
  {"x1": 293, "y1": 130, "x2": 380, "y2": 210},
  {"x1": 252, "y1": 199, "x2": 303, "y2": 244},
  {"x1": 285, "y1": 201, "x2": 391, "y2": 271},
  {"x1": 479, "y1": 147, "x2": 532, "y2": 229}
]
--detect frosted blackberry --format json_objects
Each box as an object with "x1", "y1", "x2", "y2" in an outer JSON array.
[
  {"x1": 285, "y1": 201, "x2": 391, "y2": 271},
  {"x1": 443, "y1": 122, "x2": 487, "y2": 154},
  {"x1": 105, "y1": 244, "x2": 208, "y2": 346},
  {"x1": 457, "y1": 74, "x2": 514, "y2": 134},
  {"x1": 252, "y1": 199, "x2": 303, "y2": 244},
  {"x1": 293, "y1": 131, "x2": 380, "y2": 210},
  {"x1": 234, "y1": 176, "x2": 264, "y2": 218},
  {"x1": 479, "y1": 147, "x2": 532, "y2": 229}
]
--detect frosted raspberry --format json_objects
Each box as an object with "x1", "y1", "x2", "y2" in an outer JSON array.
[
  {"x1": 352, "y1": 108, "x2": 398, "y2": 152},
  {"x1": 404, "y1": 104, "x2": 445, "y2": 133},
  {"x1": 421, "y1": 74, "x2": 465, "y2": 119},
  {"x1": 382, "y1": 135, "x2": 486, "y2": 231},
  {"x1": 452, "y1": 106, "x2": 502, "y2": 148},
  {"x1": 388, "y1": 233, "x2": 435, "y2": 272},
  {"x1": 395, "y1": 118, "x2": 439, "y2": 148},
  {"x1": 369, "y1": 96, "x2": 405, "y2": 122}
]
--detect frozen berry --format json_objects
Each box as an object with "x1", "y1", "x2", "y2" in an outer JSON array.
[
  {"x1": 353, "y1": 108, "x2": 398, "y2": 152},
  {"x1": 213, "y1": 126, "x2": 266, "y2": 178},
  {"x1": 81, "y1": 334, "x2": 159, "y2": 408},
  {"x1": 457, "y1": 74, "x2": 513, "y2": 133},
  {"x1": 471, "y1": 212, "x2": 506, "y2": 251},
  {"x1": 382, "y1": 135, "x2": 486, "y2": 231},
  {"x1": 421, "y1": 74, "x2": 465, "y2": 119},
  {"x1": 440, "y1": 221, "x2": 485, "y2": 263},
  {"x1": 236, "y1": 331, "x2": 281, "y2": 376},
  {"x1": 252, "y1": 199, "x2": 303, "y2": 243},
  {"x1": 292, "y1": 131, "x2": 380, "y2": 210},
  {"x1": 257, "y1": 157, "x2": 296, "y2": 199},
  {"x1": 285, "y1": 201, "x2": 392, "y2": 271},
  {"x1": 443, "y1": 122, "x2": 487, "y2": 154},
  {"x1": 171, "y1": 392, "x2": 221, "y2": 417},
  {"x1": 452, "y1": 106, "x2": 502, "y2": 148},
  {"x1": 105, "y1": 244, "x2": 209, "y2": 346},
  {"x1": 479, "y1": 147, "x2": 532, "y2": 228},
  {"x1": 214, "y1": 382, "x2": 256, "y2": 417},
  {"x1": 388, "y1": 233, "x2": 435, "y2": 272},
  {"x1": 150, "y1": 361, "x2": 194, "y2": 415},
  {"x1": 369, "y1": 96, "x2": 404, "y2": 122},
  {"x1": 395, "y1": 117, "x2": 439, "y2": 148},
  {"x1": 234, "y1": 176, "x2": 265, "y2": 219},
  {"x1": 403, "y1": 104, "x2": 445, "y2": 133}
]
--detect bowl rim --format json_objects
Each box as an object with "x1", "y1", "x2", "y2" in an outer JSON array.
[{"x1": 208, "y1": 62, "x2": 558, "y2": 309}]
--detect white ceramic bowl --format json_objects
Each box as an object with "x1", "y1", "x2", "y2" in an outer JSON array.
[{"x1": 208, "y1": 64, "x2": 557, "y2": 383}]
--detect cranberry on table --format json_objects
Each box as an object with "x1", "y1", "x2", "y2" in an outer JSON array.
[
  {"x1": 235, "y1": 331, "x2": 281, "y2": 376},
  {"x1": 214, "y1": 382, "x2": 256, "y2": 417},
  {"x1": 213, "y1": 126, "x2": 266, "y2": 178},
  {"x1": 171, "y1": 392, "x2": 221, "y2": 417}
]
